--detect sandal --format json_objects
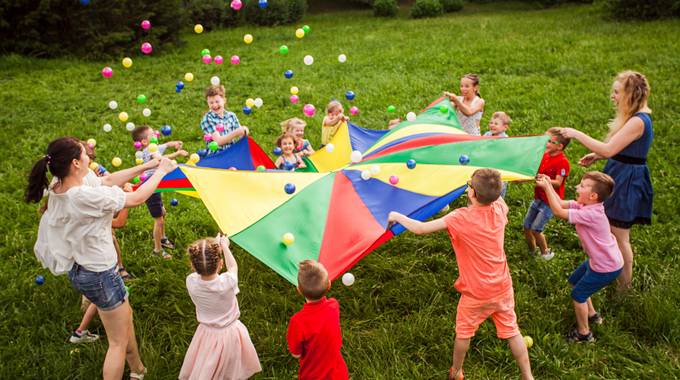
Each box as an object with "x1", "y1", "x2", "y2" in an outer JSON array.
[{"x1": 130, "y1": 367, "x2": 147, "y2": 380}]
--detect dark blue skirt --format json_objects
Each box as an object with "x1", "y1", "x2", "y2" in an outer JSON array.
[{"x1": 603, "y1": 158, "x2": 653, "y2": 226}]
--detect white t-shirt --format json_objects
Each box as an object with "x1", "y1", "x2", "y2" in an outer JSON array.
[{"x1": 35, "y1": 184, "x2": 126, "y2": 273}]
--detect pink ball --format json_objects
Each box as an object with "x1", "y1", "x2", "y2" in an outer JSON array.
[
  {"x1": 389, "y1": 175, "x2": 399, "y2": 185},
  {"x1": 349, "y1": 106, "x2": 359, "y2": 115},
  {"x1": 203, "y1": 134, "x2": 213, "y2": 142},
  {"x1": 141, "y1": 42, "x2": 153, "y2": 55},
  {"x1": 231, "y1": 0, "x2": 242, "y2": 10},
  {"x1": 228, "y1": 166, "x2": 237, "y2": 171},
  {"x1": 230, "y1": 55, "x2": 240, "y2": 65},
  {"x1": 215, "y1": 123, "x2": 225, "y2": 132},
  {"x1": 140, "y1": 20, "x2": 151, "y2": 30},
  {"x1": 139, "y1": 174, "x2": 149, "y2": 182},
  {"x1": 101, "y1": 66, "x2": 113, "y2": 78},
  {"x1": 290, "y1": 95, "x2": 299, "y2": 104},
  {"x1": 154, "y1": 130, "x2": 161, "y2": 137},
  {"x1": 214, "y1": 55, "x2": 224, "y2": 65},
  {"x1": 303, "y1": 104, "x2": 316, "y2": 117},
  {"x1": 133, "y1": 141, "x2": 142, "y2": 150},
  {"x1": 202, "y1": 55, "x2": 212, "y2": 64}
]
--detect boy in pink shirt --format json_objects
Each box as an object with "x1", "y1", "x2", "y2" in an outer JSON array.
[
  {"x1": 389, "y1": 168, "x2": 533, "y2": 380},
  {"x1": 536, "y1": 171, "x2": 623, "y2": 343}
]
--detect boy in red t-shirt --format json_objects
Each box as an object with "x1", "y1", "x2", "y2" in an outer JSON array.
[
  {"x1": 523, "y1": 127, "x2": 571, "y2": 260},
  {"x1": 388, "y1": 169, "x2": 533, "y2": 380},
  {"x1": 287, "y1": 260, "x2": 349, "y2": 380}
]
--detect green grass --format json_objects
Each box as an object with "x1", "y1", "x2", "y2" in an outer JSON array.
[{"x1": 2, "y1": 3, "x2": 680, "y2": 379}]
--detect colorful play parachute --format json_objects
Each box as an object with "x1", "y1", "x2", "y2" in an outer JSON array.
[{"x1": 179, "y1": 98, "x2": 549, "y2": 284}]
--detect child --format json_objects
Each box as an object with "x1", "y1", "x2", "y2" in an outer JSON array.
[
  {"x1": 287, "y1": 260, "x2": 349, "y2": 380},
  {"x1": 536, "y1": 172, "x2": 623, "y2": 343},
  {"x1": 179, "y1": 235, "x2": 262, "y2": 380},
  {"x1": 274, "y1": 134, "x2": 307, "y2": 171},
  {"x1": 444, "y1": 73, "x2": 485, "y2": 136},
  {"x1": 132, "y1": 125, "x2": 188, "y2": 259},
  {"x1": 321, "y1": 100, "x2": 348, "y2": 146},
  {"x1": 200, "y1": 85, "x2": 249, "y2": 152},
  {"x1": 281, "y1": 117, "x2": 315, "y2": 156},
  {"x1": 388, "y1": 169, "x2": 533, "y2": 380},
  {"x1": 485, "y1": 112, "x2": 512, "y2": 197},
  {"x1": 523, "y1": 127, "x2": 571, "y2": 260}
]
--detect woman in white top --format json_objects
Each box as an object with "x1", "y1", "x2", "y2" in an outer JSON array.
[
  {"x1": 445, "y1": 73, "x2": 485, "y2": 136},
  {"x1": 26, "y1": 137, "x2": 177, "y2": 380}
]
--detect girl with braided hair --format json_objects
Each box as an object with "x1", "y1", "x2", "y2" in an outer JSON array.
[{"x1": 179, "y1": 235, "x2": 261, "y2": 380}]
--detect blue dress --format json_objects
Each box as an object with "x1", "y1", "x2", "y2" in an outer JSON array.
[{"x1": 603, "y1": 112, "x2": 654, "y2": 226}]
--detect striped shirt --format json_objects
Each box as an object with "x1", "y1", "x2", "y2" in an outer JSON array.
[{"x1": 200, "y1": 110, "x2": 241, "y2": 152}]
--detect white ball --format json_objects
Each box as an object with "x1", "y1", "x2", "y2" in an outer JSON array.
[
  {"x1": 135, "y1": 151, "x2": 144, "y2": 159},
  {"x1": 440, "y1": 204, "x2": 450, "y2": 213},
  {"x1": 142, "y1": 108, "x2": 151, "y2": 117},
  {"x1": 126, "y1": 122, "x2": 135, "y2": 131},
  {"x1": 350, "y1": 150, "x2": 362, "y2": 163},
  {"x1": 210, "y1": 76, "x2": 220, "y2": 86},
  {"x1": 325, "y1": 143, "x2": 335, "y2": 153},
  {"x1": 341, "y1": 272, "x2": 355, "y2": 286},
  {"x1": 338, "y1": 54, "x2": 347, "y2": 63},
  {"x1": 108, "y1": 100, "x2": 118, "y2": 110},
  {"x1": 406, "y1": 112, "x2": 417, "y2": 122},
  {"x1": 370, "y1": 165, "x2": 380, "y2": 175},
  {"x1": 102, "y1": 123, "x2": 112, "y2": 132},
  {"x1": 254, "y1": 97, "x2": 263, "y2": 108},
  {"x1": 303, "y1": 55, "x2": 314, "y2": 65},
  {"x1": 360, "y1": 170, "x2": 371, "y2": 180}
]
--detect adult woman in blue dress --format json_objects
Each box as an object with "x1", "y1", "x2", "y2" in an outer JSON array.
[{"x1": 560, "y1": 71, "x2": 653, "y2": 290}]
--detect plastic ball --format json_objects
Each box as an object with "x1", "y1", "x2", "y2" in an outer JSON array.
[
  {"x1": 350, "y1": 150, "x2": 362, "y2": 163},
  {"x1": 243, "y1": 34, "x2": 254, "y2": 44},
  {"x1": 210, "y1": 76, "x2": 220, "y2": 86},
  {"x1": 258, "y1": 0, "x2": 268, "y2": 8},
  {"x1": 135, "y1": 158, "x2": 143, "y2": 165},
  {"x1": 140, "y1": 42, "x2": 153, "y2": 54},
  {"x1": 214, "y1": 55, "x2": 224, "y2": 65},
  {"x1": 203, "y1": 134, "x2": 213, "y2": 142},
  {"x1": 370, "y1": 165, "x2": 380, "y2": 175},
  {"x1": 325, "y1": 143, "x2": 335, "y2": 153},
  {"x1": 303, "y1": 55, "x2": 314, "y2": 65},
  {"x1": 112, "y1": 157, "x2": 122, "y2": 167},
  {"x1": 170, "y1": 198, "x2": 179, "y2": 206},
  {"x1": 302, "y1": 25, "x2": 311, "y2": 34},
  {"x1": 440, "y1": 205, "x2": 451, "y2": 214},
  {"x1": 215, "y1": 123, "x2": 225, "y2": 132},
  {"x1": 35, "y1": 275, "x2": 45, "y2": 285},
  {"x1": 108, "y1": 100, "x2": 118, "y2": 110},
  {"x1": 406, "y1": 159, "x2": 417, "y2": 169},
  {"x1": 139, "y1": 173, "x2": 149, "y2": 182},
  {"x1": 102, "y1": 123, "x2": 112, "y2": 132},
  {"x1": 176, "y1": 81, "x2": 184, "y2": 90},
  {"x1": 141, "y1": 20, "x2": 151, "y2": 30},
  {"x1": 254, "y1": 98, "x2": 264, "y2": 108},
  {"x1": 290, "y1": 95, "x2": 299, "y2": 104},
  {"x1": 189, "y1": 153, "x2": 200, "y2": 163},
  {"x1": 338, "y1": 54, "x2": 347, "y2": 63},
  {"x1": 89, "y1": 162, "x2": 99, "y2": 171},
  {"x1": 135, "y1": 151, "x2": 144, "y2": 160},
  {"x1": 290, "y1": 86, "x2": 299, "y2": 95},
  {"x1": 303, "y1": 104, "x2": 316, "y2": 117},
  {"x1": 406, "y1": 112, "x2": 417, "y2": 122},
  {"x1": 126, "y1": 122, "x2": 135, "y2": 131},
  {"x1": 230, "y1": 55, "x2": 240, "y2": 65},
  {"x1": 194, "y1": 24, "x2": 203, "y2": 34},
  {"x1": 148, "y1": 143, "x2": 158, "y2": 153},
  {"x1": 202, "y1": 55, "x2": 212, "y2": 64},
  {"x1": 230, "y1": 0, "x2": 242, "y2": 10},
  {"x1": 524, "y1": 336, "x2": 533, "y2": 348},
  {"x1": 122, "y1": 57, "x2": 133, "y2": 68},
  {"x1": 184, "y1": 73, "x2": 194, "y2": 82},
  {"x1": 360, "y1": 170, "x2": 371, "y2": 180},
  {"x1": 295, "y1": 28, "x2": 305, "y2": 39},
  {"x1": 243, "y1": 106, "x2": 252, "y2": 115},
  {"x1": 142, "y1": 108, "x2": 151, "y2": 117},
  {"x1": 256, "y1": 165, "x2": 265, "y2": 171},
  {"x1": 273, "y1": 147, "x2": 283, "y2": 156},
  {"x1": 341, "y1": 272, "x2": 355, "y2": 286},
  {"x1": 228, "y1": 166, "x2": 237, "y2": 171},
  {"x1": 208, "y1": 141, "x2": 219, "y2": 151},
  {"x1": 439, "y1": 105, "x2": 448, "y2": 113},
  {"x1": 134, "y1": 141, "x2": 143, "y2": 150},
  {"x1": 283, "y1": 161, "x2": 296, "y2": 171},
  {"x1": 282, "y1": 232, "x2": 295, "y2": 246},
  {"x1": 118, "y1": 112, "x2": 128, "y2": 122},
  {"x1": 284, "y1": 70, "x2": 294, "y2": 79},
  {"x1": 132, "y1": 176, "x2": 140, "y2": 184},
  {"x1": 246, "y1": 98, "x2": 255, "y2": 107},
  {"x1": 80, "y1": 0, "x2": 90, "y2": 5},
  {"x1": 349, "y1": 106, "x2": 359, "y2": 116},
  {"x1": 279, "y1": 45, "x2": 289, "y2": 55},
  {"x1": 284, "y1": 183, "x2": 296, "y2": 194},
  {"x1": 345, "y1": 90, "x2": 355, "y2": 101},
  {"x1": 201, "y1": 48, "x2": 210, "y2": 56},
  {"x1": 136, "y1": 94, "x2": 147, "y2": 104},
  {"x1": 87, "y1": 138, "x2": 96, "y2": 148},
  {"x1": 389, "y1": 175, "x2": 399, "y2": 185},
  {"x1": 161, "y1": 125, "x2": 172, "y2": 136},
  {"x1": 197, "y1": 149, "x2": 208, "y2": 158},
  {"x1": 101, "y1": 66, "x2": 113, "y2": 78},
  {"x1": 387, "y1": 105, "x2": 396, "y2": 113},
  {"x1": 459, "y1": 154, "x2": 470, "y2": 165}
]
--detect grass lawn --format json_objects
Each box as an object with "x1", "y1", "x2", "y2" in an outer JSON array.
[{"x1": 1, "y1": 2, "x2": 680, "y2": 379}]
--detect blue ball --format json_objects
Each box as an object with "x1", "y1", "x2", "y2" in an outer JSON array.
[
  {"x1": 284, "y1": 183, "x2": 296, "y2": 194},
  {"x1": 170, "y1": 198, "x2": 179, "y2": 206},
  {"x1": 283, "y1": 161, "x2": 296, "y2": 171},
  {"x1": 273, "y1": 147, "x2": 283, "y2": 156},
  {"x1": 176, "y1": 81, "x2": 185, "y2": 90},
  {"x1": 243, "y1": 106, "x2": 252, "y2": 115},
  {"x1": 197, "y1": 149, "x2": 208, "y2": 158},
  {"x1": 284, "y1": 70, "x2": 294, "y2": 79},
  {"x1": 161, "y1": 125, "x2": 172, "y2": 136},
  {"x1": 80, "y1": 0, "x2": 90, "y2": 5},
  {"x1": 345, "y1": 91, "x2": 355, "y2": 101},
  {"x1": 258, "y1": 0, "x2": 268, "y2": 8},
  {"x1": 35, "y1": 275, "x2": 45, "y2": 285},
  {"x1": 459, "y1": 154, "x2": 470, "y2": 165},
  {"x1": 175, "y1": 88, "x2": 182, "y2": 93},
  {"x1": 406, "y1": 159, "x2": 417, "y2": 169}
]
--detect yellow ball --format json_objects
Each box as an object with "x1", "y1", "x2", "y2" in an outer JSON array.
[
  {"x1": 148, "y1": 143, "x2": 158, "y2": 153},
  {"x1": 135, "y1": 158, "x2": 144, "y2": 165},
  {"x1": 118, "y1": 112, "x2": 129, "y2": 122},
  {"x1": 245, "y1": 98, "x2": 255, "y2": 108},
  {"x1": 243, "y1": 34, "x2": 253, "y2": 44},
  {"x1": 295, "y1": 28, "x2": 305, "y2": 39},
  {"x1": 112, "y1": 157, "x2": 122, "y2": 167},
  {"x1": 524, "y1": 336, "x2": 533, "y2": 348},
  {"x1": 189, "y1": 153, "x2": 200, "y2": 163},
  {"x1": 290, "y1": 86, "x2": 299, "y2": 95},
  {"x1": 89, "y1": 162, "x2": 99, "y2": 171},
  {"x1": 184, "y1": 72, "x2": 194, "y2": 82},
  {"x1": 194, "y1": 24, "x2": 203, "y2": 34},
  {"x1": 282, "y1": 232, "x2": 295, "y2": 246},
  {"x1": 122, "y1": 57, "x2": 133, "y2": 68},
  {"x1": 86, "y1": 138, "x2": 96, "y2": 147}
]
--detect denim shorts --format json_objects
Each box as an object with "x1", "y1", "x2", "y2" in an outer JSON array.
[
  {"x1": 523, "y1": 199, "x2": 554, "y2": 232},
  {"x1": 569, "y1": 260, "x2": 622, "y2": 303},
  {"x1": 68, "y1": 263, "x2": 128, "y2": 311}
]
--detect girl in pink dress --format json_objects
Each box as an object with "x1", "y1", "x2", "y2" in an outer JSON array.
[{"x1": 179, "y1": 235, "x2": 261, "y2": 380}]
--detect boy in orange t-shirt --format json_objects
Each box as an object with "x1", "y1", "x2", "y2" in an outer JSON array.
[{"x1": 388, "y1": 168, "x2": 533, "y2": 380}]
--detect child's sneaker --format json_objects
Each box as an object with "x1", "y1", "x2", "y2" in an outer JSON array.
[
  {"x1": 153, "y1": 249, "x2": 173, "y2": 260},
  {"x1": 567, "y1": 328, "x2": 595, "y2": 343},
  {"x1": 588, "y1": 313, "x2": 604, "y2": 325},
  {"x1": 161, "y1": 237, "x2": 175, "y2": 249},
  {"x1": 448, "y1": 367, "x2": 464, "y2": 380},
  {"x1": 69, "y1": 329, "x2": 99, "y2": 344},
  {"x1": 540, "y1": 248, "x2": 555, "y2": 261}
]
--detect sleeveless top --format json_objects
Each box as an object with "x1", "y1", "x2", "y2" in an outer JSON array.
[{"x1": 455, "y1": 96, "x2": 483, "y2": 136}]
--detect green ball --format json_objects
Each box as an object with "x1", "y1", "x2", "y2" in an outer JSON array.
[
  {"x1": 201, "y1": 48, "x2": 210, "y2": 57},
  {"x1": 132, "y1": 176, "x2": 140, "y2": 184},
  {"x1": 387, "y1": 105, "x2": 396, "y2": 113},
  {"x1": 302, "y1": 25, "x2": 311, "y2": 34},
  {"x1": 439, "y1": 105, "x2": 448, "y2": 113},
  {"x1": 149, "y1": 136, "x2": 159, "y2": 144},
  {"x1": 279, "y1": 45, "x2": 289, "y2": 55},
  {"x1": 208, "y1": 141, "x2": 219, "y2": 151},
  {"x1": 136, "y1": 94, "x2": 147, "y2": 104},
  {"x1": 256, "y1": 165, "x2": 266, "y2": 171}
]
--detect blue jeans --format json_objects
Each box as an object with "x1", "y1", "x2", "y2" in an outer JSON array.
[
  {"x1": 523, "y1": 199, "x2": 553, "y2": 232},
  {"x1": 569, "y1": 260, "x2": 622, "y2": 303},
  {"x1": 68, "y1": 263, "x2": 128, "y2": 311}
]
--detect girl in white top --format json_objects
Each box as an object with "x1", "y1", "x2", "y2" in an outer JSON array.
[
  {"x1": 26, "y1": 137, "x2": 177, "y2": 380},
  {"x1": 445, "y1": 73, "x2": 485, "y2": 136},
  {"x1": 179, "y1": 235, "x2": 261, "y2": 380}
]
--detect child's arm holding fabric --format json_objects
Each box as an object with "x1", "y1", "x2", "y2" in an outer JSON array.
[
  {"x1": 388, "y1": 211, "x2": 447, "y2": 234},
  {"x1": 218, "y1": 234, "x2": 237, "y2": 276},
  {"x1": 536, "y1": 175, "x2": 569, "y2": 220}
]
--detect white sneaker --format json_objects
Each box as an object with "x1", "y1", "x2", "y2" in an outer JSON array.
[
  {"x1": 69, "y1": 330, "x2": 99, "y2": 344},
  {"x1": 540, "y1": 249, "x2": 555, "y2": 261}
]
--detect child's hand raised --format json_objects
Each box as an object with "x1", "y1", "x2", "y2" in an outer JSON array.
[
  {"x1": 178, "y1": 149, "x2": 189, "y2": 157},
  {"x1": 535, "y1": 174, "x2": 551, "y2": 189},
  {"x1": 216, "y1": 233, "x2": 231, "y2": 249},
  {"x1": 579, "y1": 153, "x2": 598, "y2": 167},
  {"x1": 158, "y1": 157, "x2": 178, "y2": 174}
]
